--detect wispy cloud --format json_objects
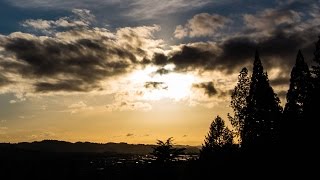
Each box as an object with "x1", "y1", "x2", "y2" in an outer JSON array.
[
  {"x1": 0, "y1": 126, "x2": 8, "y2": 135},
  {"x1": 67, "y1": 101, "x2": 93, "y2": 114},
  {"x1": 125, "y1": 0, "x2": 211, "y2": 20},
  {"x1": 21, "y1": 9, "x2": 95, "y2": 34},
  {"x1": 174, "y1": 13, "x2": 231, "y2": 39},
  {"x1": 9, "y1": 0, "x2": 211, "y2": 20},
  {"x1": 106, "y1": 101, "x2": 152, "y2": 112}
]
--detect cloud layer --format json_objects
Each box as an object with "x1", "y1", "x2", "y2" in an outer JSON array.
[
  {"x1": 9, "y1": 0, "x2": 210, "y2": 20},
  {"x1": 0, "y1": 14, "x2": 163, "y2": 93},
  {"x1": 1, "y1": 1, "x2": 320, "y2": 111}
]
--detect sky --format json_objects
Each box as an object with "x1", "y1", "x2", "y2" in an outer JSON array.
[{"x1": 0, "y1": 0, "x2": 319, "y2": 145}]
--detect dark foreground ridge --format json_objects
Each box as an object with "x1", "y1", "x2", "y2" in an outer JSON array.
[
  {"x1": 0, "y1": 139, "x2": 313, "y2": 180},
  {"x1": 0, "y1": 140, "x2": 200, "y2": 180},
  {"x1": 0, "y1": 140, "x2": 199, "y2": 154}
]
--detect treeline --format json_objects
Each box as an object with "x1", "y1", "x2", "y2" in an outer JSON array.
[
  {"x1": 0, "y1": 140, "x2": 200, "y2": 155},
  {"x1": 200, "y1": 36, "x2": 320, "y2": 157}
]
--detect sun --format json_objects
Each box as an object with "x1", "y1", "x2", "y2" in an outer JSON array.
[{"x1": 129, "y1": 65, "x2": 196, "y2": 101}]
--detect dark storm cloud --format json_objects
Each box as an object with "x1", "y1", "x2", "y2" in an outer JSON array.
[
  {"x1": 166, "y1": 2, "x2": 320, "y2": 75},
  {"x1": 35, "y1": 80, "x2": 99, "y2": 92},
  {"x1": 169, "y1": 24, "x2": 319, "y2": 75},
  {"x1": 152, "y1": 53, "x2": 167, "y2": 65},
  {"x1": 193, "y1": 82, "x2": 218, "y2": 97},
  {"x1": 1, "y1": 35, "x2": 139, "y2": 92},
  {"x1": 169, "y1": 45, "x2": 218, "y2": 71},
  {"x1": 144, "y1": 81, "x2": 168, "y2": 90},
  {"x1": 218, "y1": 31, "x2": 312, "y2": 70}
]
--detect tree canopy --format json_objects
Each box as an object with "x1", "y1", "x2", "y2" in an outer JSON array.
[
  {"x1": 151, "y1": 137, "x2": 185, "y2": 163},
  {"x1": 242, "y1": 50, "x2": 282, "y2": 150},
  {"x1": 200, "y1": 116, "x2": 233, "y2": 159},
  {"x1": 283, "y1": 50, "x2": 311, "y2": 147},
  {"x1": 229, "y1": 67, "x2": 250, "y2": 143}
]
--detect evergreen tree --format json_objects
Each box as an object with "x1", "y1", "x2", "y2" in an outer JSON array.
[
  {"x1": 304, "y1": 36, "x2": 320, "y2": 147},
  {"x1": 283, "y1": 50, "x2": 310, "y2": 147},
  {"x1": 312, "y1": 36, "x2": 320, "y2": 78},
  {"x1": 200, "y1": 116, "x2": 233, "y2": 158},
  {"x1": 228, "y1": 67, "x2": 250, "y2": 144},
  {"x1": 151, "y1": 137, "x2": 185, "y2": 163},
  {"x1": 242, "y1": 50, "x2": 282, "y2": 150}
]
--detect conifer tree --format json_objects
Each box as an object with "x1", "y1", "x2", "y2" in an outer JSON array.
[
  {"x1": 304, "y1": 36, "x2": 320, "y2": 147},
  {"x1": 200, "y1": 116, "x2": 233, "y2": 158},
  {"x1": 283, "y1": 50, "x2": 310, "y2": 146},
  {"x1": 229, "y1": 67, "x2": 250, "y2": 144},
  {"x1": 242, "y1": 51, "x2": 282, "y2": 150}
]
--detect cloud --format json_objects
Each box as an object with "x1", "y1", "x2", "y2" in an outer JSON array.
[
  {"x1": 152, "y1": 53, "x2": 168, "y2": 65},
  {"x1": 192, "y1": 82, "x2": 218, "y2": 97},
  {"x1": 174, "y1": 25, "x2": 189, "y2": 39},
  {"x1": 9, "y1": 100, "x2": 17, "y2": 104},
  {"x1": 174, "y1": 13, "x2": 231, "y2": 39},
  {"x1": 0, "y1": 126, "x2": 8, "y2": 135},
  {"x1": 35, "y1": 80, "x2": 104, "y2": 92},
  {"x1": 115, "y1": 25, "x2": 163, "y2": 58},
  {"x1": 9, "y1": 0, "x2": 210, "y2": 20},
  {"x1": 126, "y1": 0, "x2": 210, "y2": 20},
  {"x1": 277, "y1": 90, "x2": 287, "y2": 100},
  {"x1": 0, "y1": 11, "x2": 163, "y2": 94},
  {"x1": 1, "y1": 1, "x2": 320, "y2": 110},
  {"x1": 0, "y1": 74, "x2": 11, "y2": 87},
  {"x1": 106, "y1": 101, "x2": 152, "y2": 112},
  {"x1": 154, "y1": 68, "x2": 170, "y2": 75},
  {"x1": 144, "y1": 81, "x2": 168, "y2": 90},
  {"x1": 126, "y1": 133, "x2": 134, "y2": 137},
  {"x1": 0, "y1": 120, "x2": 7, "y2": 123},
  {"x1": 22, "y1": 9, "x2": 95, "y2": 34},
  {"x1": 67, "y1": 101, "x2": 93, "y2": 114},
  {"x1": 22, "y1": 19, "x2": 52, "y2": 30},
  {"x1": 9, "y1": 0, "x2": 120, "y2": 9},
  {"x1": 29, "y1": 131, "x2": 56, "y2": 140},
  {"x1": 2, "y1": 35, "x2": 131, "y2": 92},
  {"x1": 243, "y1": 8, "x2": 301, "y2": 36},
  {"x1": 168, "y1": 3, "x2": 320, "y2": 74},
  {"x1": 168, "y1": 42, "x2": 221, "y2": 71},
  {"x1": 270, "y1": 76, "x2": 290, "y2": 86}
]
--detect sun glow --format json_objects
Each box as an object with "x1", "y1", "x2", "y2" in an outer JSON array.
[{"x1": 129, "y1": 65, "x2": 196, "y2": 101}]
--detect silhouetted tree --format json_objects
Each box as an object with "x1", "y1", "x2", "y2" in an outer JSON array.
[
  {"x1": 242, "y1": 50, "x2": 282, "y2": 150},
  {"x1": 312, "y1": 36, "x2": 320, "y2": 78},
  {"x1": 228, "y1": 67, "x2": 250, "y2": 144},
  {"x1": 151, "y1": 137, "x2": 185, "y2": 163},
  {"x1": 304, "y1": 36, "x2": 320, "y2": 148},
  {"x1": 283, "y1": 50, "x2": 311, "y2": 147},
  {"x1": 200, "y1": 116, "x2": 233, "y2": 159}
]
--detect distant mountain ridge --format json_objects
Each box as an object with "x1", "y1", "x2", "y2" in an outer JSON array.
[{"x1": 0, "y1": 140, "x2": 200, "y2": 155}]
